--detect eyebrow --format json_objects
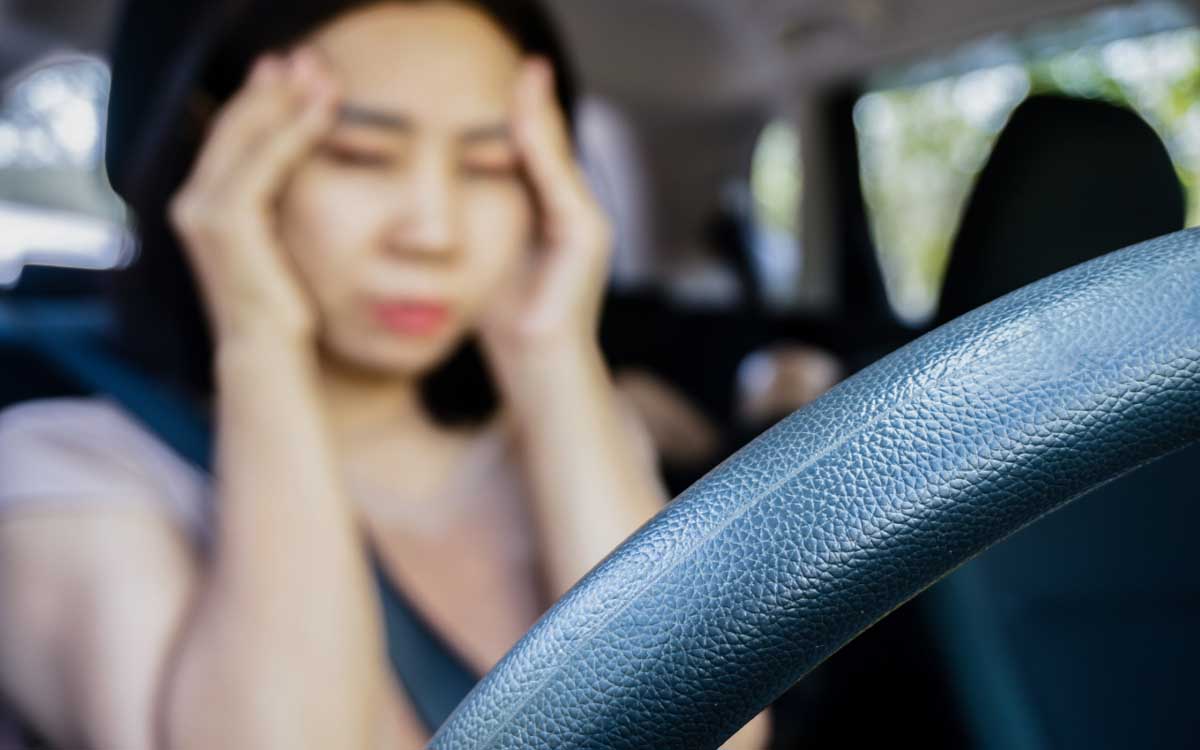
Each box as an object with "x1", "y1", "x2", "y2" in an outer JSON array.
[
  {"x1": 336, "y1": 103, "x2": 512, "y2": 143},
  {"x1": 338, "y1": 103, "x2": 411, "y2": 131}
]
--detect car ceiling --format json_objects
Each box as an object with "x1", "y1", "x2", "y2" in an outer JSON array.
[
  {"x1": 546, "y1": 0, "x2": 1150, "y2": 111},
  {"x1": 1, "y1": 0, "x2": 1165, "y2": 106}
]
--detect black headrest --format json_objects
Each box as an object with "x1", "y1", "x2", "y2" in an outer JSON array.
[{"x1": 937, "y1": 94, "x2": 1186, "y2": 325}]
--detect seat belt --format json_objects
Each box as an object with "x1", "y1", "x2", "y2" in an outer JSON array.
[{"x1": 28, "y1": 334, "x2": 479, "y2": 733}]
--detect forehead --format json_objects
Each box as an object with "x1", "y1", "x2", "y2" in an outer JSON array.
[{"x1": 310, "y1": 2, "x2": 524, "y2": 125}]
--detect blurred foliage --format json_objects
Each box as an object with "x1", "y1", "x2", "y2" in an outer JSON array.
[
  {"x1": 752, "y1": 120, "x2": 803, "y2": 237},
  {"x1": 856, "y1": 27, "x2": 1200, "y2": 324},
  {"x1": 748, "y1": 120, "x2": 808, "y2": 308},
  {"x1": 0, "y1": 55, "x2": 123, "y2": 220}
]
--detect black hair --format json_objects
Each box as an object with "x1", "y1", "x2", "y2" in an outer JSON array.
[{"x1": 106, "y1": 0, "x2": 579, "y2": 424}]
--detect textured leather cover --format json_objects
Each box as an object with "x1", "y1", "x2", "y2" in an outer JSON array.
[{"x1": 429, "y1": 230, "x2": 1200, "y2": 750}]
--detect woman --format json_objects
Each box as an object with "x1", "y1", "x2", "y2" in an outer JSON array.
[{"x1": 0, "y1": 1, "x2": 771, "y2": 748}]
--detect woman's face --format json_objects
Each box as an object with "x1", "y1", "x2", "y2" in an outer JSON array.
[{"x1": 278, "y1": 1, "x2": 534, "y2": 376}]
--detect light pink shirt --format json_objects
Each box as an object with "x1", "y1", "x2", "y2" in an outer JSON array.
[{"x1": 0, "y1": 395, "x2": 660, "y2": 747}]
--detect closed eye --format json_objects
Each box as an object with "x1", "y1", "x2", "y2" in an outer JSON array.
[
  {"x1": 462, "y1": 159, "x2": 521, "y2": 179},
  {"x1": 321, "y1": 143, "x2": 395, "y2": 168},
  {"x1": 461, "y1": 147, "x2": 521, "y2": 179}
]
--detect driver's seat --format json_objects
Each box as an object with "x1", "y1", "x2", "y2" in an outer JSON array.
[{"x1": 923, "y1": 94, "x2": 1200, "y2": 748}]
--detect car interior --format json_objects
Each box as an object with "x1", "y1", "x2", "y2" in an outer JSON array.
[{"x1": 1, "y1": 0, "x2": 1198, "y2": 747}]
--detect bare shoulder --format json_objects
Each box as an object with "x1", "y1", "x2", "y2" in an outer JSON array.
[{"x1": 0, "y1": 397, "x2": 210, "y2": 535}]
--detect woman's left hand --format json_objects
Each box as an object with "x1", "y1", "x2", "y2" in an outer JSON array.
[{"x1": 478, "y1": 58, "x2": 613, "y2": 359}]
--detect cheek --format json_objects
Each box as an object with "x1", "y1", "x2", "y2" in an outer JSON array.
[
  {"x1": 459, "y1": 183, "x2": 534, "y2": 301},
  {"x1": 277, "y1": 167, "x2": 380, "y2": 300}
]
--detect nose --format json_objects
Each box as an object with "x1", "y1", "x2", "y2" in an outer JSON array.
[{"x1": 384, "y1": 149, "x2": 459, "y2": 259}]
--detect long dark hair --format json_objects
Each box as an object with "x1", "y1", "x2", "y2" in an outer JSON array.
[{"x1": 106, "y1": 0, "x2": 579, "y2": 424}]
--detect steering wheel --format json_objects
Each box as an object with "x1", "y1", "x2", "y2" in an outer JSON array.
[{"x1": 429, "y1": 230, "x2": 1200, "y2": 750}]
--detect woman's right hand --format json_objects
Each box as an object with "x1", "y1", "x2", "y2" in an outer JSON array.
[{"x1": 168, "y1": 49, "x2": 340, "y2": 344}]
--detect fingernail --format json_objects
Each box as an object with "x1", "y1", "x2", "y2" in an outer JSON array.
[
  {"x1": 533, "y1": 59, "x2": 554, "y2": 90},
  {"x1": 291, "y1": 47, "x2": 317, "y2": 81},
  {"x1": 518, "y1": 60, "x2": 550, "y2": 109},
  {"x1": 307, "y1": 97, "x2": 336, "y2": 121},
  {"x1": 310, "y1": 79, "x2": 338, "y2": 108},
  {"x1": 252, "y1": 55, "x2": 281, "y2": 84}
]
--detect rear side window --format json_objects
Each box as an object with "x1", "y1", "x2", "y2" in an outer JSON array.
[
  {"x1": 749, "y1": 119, "x2": 804, "y2": 308},
  {"x1": 855, "y1": 5, "x2": 1200, "y2": 323},
  {"x1": 0, "y1": 54, "x2": 131, "y2": 287}
]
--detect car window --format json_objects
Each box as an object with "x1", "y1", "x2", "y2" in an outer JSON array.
[
  {"x1": 749, "y1": 119, "x2": 804, "y2": 309},
  {"x1": 0, "y1": 54, "x2": 131, "y2": 287},
  {"x1": 854, "y1": 1, "x2": 1200, "y2": 323}
]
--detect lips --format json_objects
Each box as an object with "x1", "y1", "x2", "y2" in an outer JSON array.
[{"x1": 371, "y1": 300, "x2": 451, "y2": 337}]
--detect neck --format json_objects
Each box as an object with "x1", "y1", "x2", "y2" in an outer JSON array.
[{"x1": 317, "y1": 352, "x2": 429, "y2": 442}]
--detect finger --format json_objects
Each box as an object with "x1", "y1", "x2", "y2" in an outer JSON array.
[
  {"x1": 233, "y1": 51, "x2": 340, "y2": 204},
  {"x1": 187, "y1": 53, "x2": 308, "y2": 188},
  {"x1": 512, "y1": 58, "x2": 606, "y2": 240}
]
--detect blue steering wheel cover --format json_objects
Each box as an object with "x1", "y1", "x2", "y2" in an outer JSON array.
[{"x1": 429, "y1": 229, "x2": 1200, "y2": 749}]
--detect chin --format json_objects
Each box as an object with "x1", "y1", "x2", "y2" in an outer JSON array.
[{"x1": 322, "y1": 329, "x2": 464, "y2": 379}]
